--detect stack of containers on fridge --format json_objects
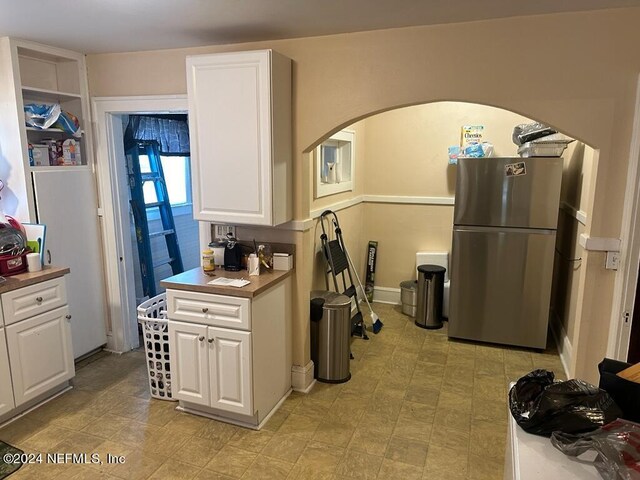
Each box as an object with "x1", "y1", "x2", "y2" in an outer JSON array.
[{"x1": 513, "y1": 123, "x2": 574, "y2": 157}]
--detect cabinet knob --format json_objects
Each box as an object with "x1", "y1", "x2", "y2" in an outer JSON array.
[
  {"x1": 198, "y1": 336, "x2": 205, "y2": 342},
  {"x1": 202, "y1": 307, "x2": 209, "y2": 313},
  {"x1": 36, "y1": 296, "x2": 43, "y2": 303},
  {"x1": 65, "y1": 314, "x2": 72, "y2": 320},
  {"x1": 207, "y1": 338, "x2": 214, "y2": 344}
]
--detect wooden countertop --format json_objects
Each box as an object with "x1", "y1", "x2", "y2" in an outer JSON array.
[
  {"x1": 160, "y1": 267, "x2": 294, "y2": 299},
  {"x1": 0, "y1": 266, "x2": 70, "y2": 295}
]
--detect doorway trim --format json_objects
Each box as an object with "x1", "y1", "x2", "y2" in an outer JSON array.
[
  {"x1": 92, "y1": 95, "x2": 206, "y2": 353},
  {"x1": 608, "y1": 75, "x2": 640, "y2": 361}
]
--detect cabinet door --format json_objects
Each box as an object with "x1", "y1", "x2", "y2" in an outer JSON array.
[
  {"x1": 187, "y1": 50, "x2": 275, "y2": 226},
  {"x1": 0, "y1": 328, "x2": 16, "y2": 415},
  {"x1": 208, "y1": 327, "x2": 253, "y2": 416},
  {"x1": 168, "y1": 320, "x2": 209, "y2": 406},
  {"x1": 6, "y1": 306, "x2": 74, "y2": 406}
]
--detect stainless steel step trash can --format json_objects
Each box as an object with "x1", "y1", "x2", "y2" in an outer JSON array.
[
  {"x1": 310, "y1": 290, "x2": 352, "y2": 383},
  {"x1": 416, "y1": 264, "x2": 445, "y2": 329},
  {"x1": 400, "y1": 280, "x2": 418, "y2": 317}
]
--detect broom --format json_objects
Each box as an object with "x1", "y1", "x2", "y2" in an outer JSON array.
[{"x1": 343, "y1": 247, "x2": 383, "y2": 334}]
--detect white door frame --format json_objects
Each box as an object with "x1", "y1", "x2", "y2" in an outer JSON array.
[
  {"x1": 608, "y1": 75, "x2": 640, "y2": 361},
  {"x1": 92, "y1": 95, "x2": 208, "y2": 353}
]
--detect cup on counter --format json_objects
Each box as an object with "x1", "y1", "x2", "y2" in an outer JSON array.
[
  {"x1": 248, "y1": 254, "x2": 260, "y2": 276},
  {"x1": 27, "y1": 252, "x2": 41, "y2": 272}
]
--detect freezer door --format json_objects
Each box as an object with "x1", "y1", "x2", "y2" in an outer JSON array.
[
  {"x1": 448, "y1": 226, "x2": 556, "y2": 349},
  {"x1": 454, "y1": 157, "x2": 563, "y2": 229}
]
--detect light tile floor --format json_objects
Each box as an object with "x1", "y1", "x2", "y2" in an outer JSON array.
[{"x1": 0, "y1": 303, "x2": 565, "y2": 479}]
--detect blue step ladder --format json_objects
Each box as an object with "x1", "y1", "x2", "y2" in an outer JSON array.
[{"x1": 126, "y1": 142, "x2": 184, "y2": 298}]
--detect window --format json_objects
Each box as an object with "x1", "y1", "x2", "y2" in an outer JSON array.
[
  {"x1": 315, "y1": 129, "x2": 355, "y2": 198},
  {"x1": 138, "y1": 155, "x2": 191, "y2": 206}
]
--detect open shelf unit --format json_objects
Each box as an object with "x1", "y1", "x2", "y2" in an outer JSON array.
[
  {"x1": 0, "y1": 37, "x2": 108, "y2": 364},
  {"x1": 18, "y1": 43, "x2": 88, "y2": 170},
  {"x1": 0, "y1": 37, "x2": 95, "y2": 221}
]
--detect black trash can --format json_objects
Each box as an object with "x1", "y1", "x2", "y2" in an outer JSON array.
[
  {"x1": 416, "y1": 264, "x2": 445, "y2": 329},
  {"x1": 310, "y1": 290, "x2": 352, "y2": 383}
]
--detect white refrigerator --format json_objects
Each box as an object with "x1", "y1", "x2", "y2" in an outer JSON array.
[{"x1": 32, "y1": 169, "x2": 107, "y2": 358}]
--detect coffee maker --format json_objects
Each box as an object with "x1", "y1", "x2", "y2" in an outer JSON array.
[{"x1": 224, "y1": 234, "x2": 243, "y2": 271}]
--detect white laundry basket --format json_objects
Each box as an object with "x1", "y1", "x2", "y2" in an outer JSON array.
[{"x1": 137, "y1": 293, "x2": 175, "y2": 400}]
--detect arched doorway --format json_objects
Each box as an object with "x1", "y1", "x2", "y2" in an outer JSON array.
[{"x1": 306, "y1": 101, "x2": 597, "y2": 379}]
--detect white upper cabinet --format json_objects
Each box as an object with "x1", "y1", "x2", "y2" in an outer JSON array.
[{"x1": 186, "y1": 50, "x2": 292, "y2": 226}]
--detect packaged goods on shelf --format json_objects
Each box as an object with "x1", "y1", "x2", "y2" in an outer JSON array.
[{"x1": 24, "y1": 103, "x2": 81, "y2": 137}]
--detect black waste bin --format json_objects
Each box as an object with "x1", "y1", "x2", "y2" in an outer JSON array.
[
  {"x1": 310, "y1": 291, "x2": 352, "y2": 383},
  {"x1": 416, "y1": 264, "x2": 445, "y2": 329}
]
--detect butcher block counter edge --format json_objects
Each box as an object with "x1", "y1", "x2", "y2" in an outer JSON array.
[
  {"x1": 161, "y1": 267, "x2": 294, "y2": 298},
  {"x1": 0, "y1": 266, "x2": 70, "y2": 294}
]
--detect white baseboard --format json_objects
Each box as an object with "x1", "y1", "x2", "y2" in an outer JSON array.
[
  {"x1": 373, "y1": 286, "x2": 401, "y2": 305},
  {"x1": 549, "y1": 310, "x2": 572, "y2": 379},
  {"x1": 291, "y1": 361, "x2": 315, "y2": 393}
]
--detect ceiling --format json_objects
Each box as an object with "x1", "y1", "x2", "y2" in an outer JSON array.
[{"x1": 1, "y1": 0, "x2": 640, "y2": 54}]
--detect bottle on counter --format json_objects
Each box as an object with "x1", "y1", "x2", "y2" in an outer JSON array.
[
  {"x1": 257, "y1": 244, "x2": 273, "y2": 271},
  {"x1": 202, "y1": 249, "x2": 215, "y2": 275}
]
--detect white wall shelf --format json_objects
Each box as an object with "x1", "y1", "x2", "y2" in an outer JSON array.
[
  {"x1": 26, "y1": 127, "x2": 84, "y2": 136},
  {"x1": 22, "y1": 86, "x2": 82, "y2": 102}
]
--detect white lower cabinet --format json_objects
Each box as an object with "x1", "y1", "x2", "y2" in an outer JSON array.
[
  {"x1": 168, "y1": 321, "x2": 253, "y2": 415},
  {"x1": 166, "y1": 277, "x2": 291, "y2": 428},
  {"x1": 6, "y1": 306, "x2": 74, "y2": 406},
  {"x1": 0, "y1": 328, "x2": 15, "y2": 415},
  {"x1": 0, "y1": 273, "x2": 75, "y2": 422}
]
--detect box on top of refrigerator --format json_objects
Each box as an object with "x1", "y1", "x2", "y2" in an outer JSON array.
[{"x1": 460, "y1": 125, "x2": 484, "y2": 150}]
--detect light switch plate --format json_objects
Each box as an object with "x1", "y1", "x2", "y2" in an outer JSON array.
[
  {"x1": 214, "y1": 224, "x2": 236, "y2": 240},
  {"x1": 605, "y1": 251, "x2": 620, "y2": 270}
]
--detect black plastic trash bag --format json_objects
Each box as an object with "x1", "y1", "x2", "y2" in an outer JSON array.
[
  {"x1": 551, "y1": 418, "x2": 640, "y2": 480},
  {"x1": 509, "y1": 369, "x2": 622, "y2": 437},
  {"x1": 512, "y1": 122, "x2": 557, "y2": 145}
]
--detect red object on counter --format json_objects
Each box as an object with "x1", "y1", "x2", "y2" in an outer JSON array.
[{"x1": 0, "y1": 251, "x2": 29, "y2": 276}]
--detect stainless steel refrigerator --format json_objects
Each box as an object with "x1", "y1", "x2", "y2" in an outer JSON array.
[{"x1": 448, "y1": 156, "x2": 563, "y2": 349}]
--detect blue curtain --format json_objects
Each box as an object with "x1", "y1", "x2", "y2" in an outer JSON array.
[{"x1": 124, "y1": 114, "x2": 190, "y2": 156}]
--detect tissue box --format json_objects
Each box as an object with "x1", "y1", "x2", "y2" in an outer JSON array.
[{"x1": 273, "y1": 253, "x2": 293, "y2": 271}]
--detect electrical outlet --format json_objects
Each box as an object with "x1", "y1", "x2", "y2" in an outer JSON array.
[
  {"x1": 214, "y1": 224, "x2": 236, "y2": 239},
  {"x1": 605, "y1": 251, "x2": 620, "y2": 270}
]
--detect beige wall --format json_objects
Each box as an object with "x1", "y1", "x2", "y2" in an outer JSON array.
[
  {"x1": 363, "y1": 102, "x2": 533, "y2": 196},
  {"x1": 88, "y1": 8, "x2": 640, "y2": 383}
]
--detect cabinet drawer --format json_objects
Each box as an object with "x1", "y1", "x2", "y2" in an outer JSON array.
[
  {"x1": 167, "y1": 289, "x2": 251, "y2": 330},
  {"x1": 2, "y1": 277, "x2": 67, "y2": 326}
]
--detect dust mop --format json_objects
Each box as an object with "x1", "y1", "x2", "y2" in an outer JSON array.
[{"x1": 344, "y1": 247, "x2": 383, "y2": 334}]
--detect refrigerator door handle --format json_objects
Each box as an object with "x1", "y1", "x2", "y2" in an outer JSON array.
[{"x1": 453, "y1": 225, "x2": 556, "y2": 235}]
